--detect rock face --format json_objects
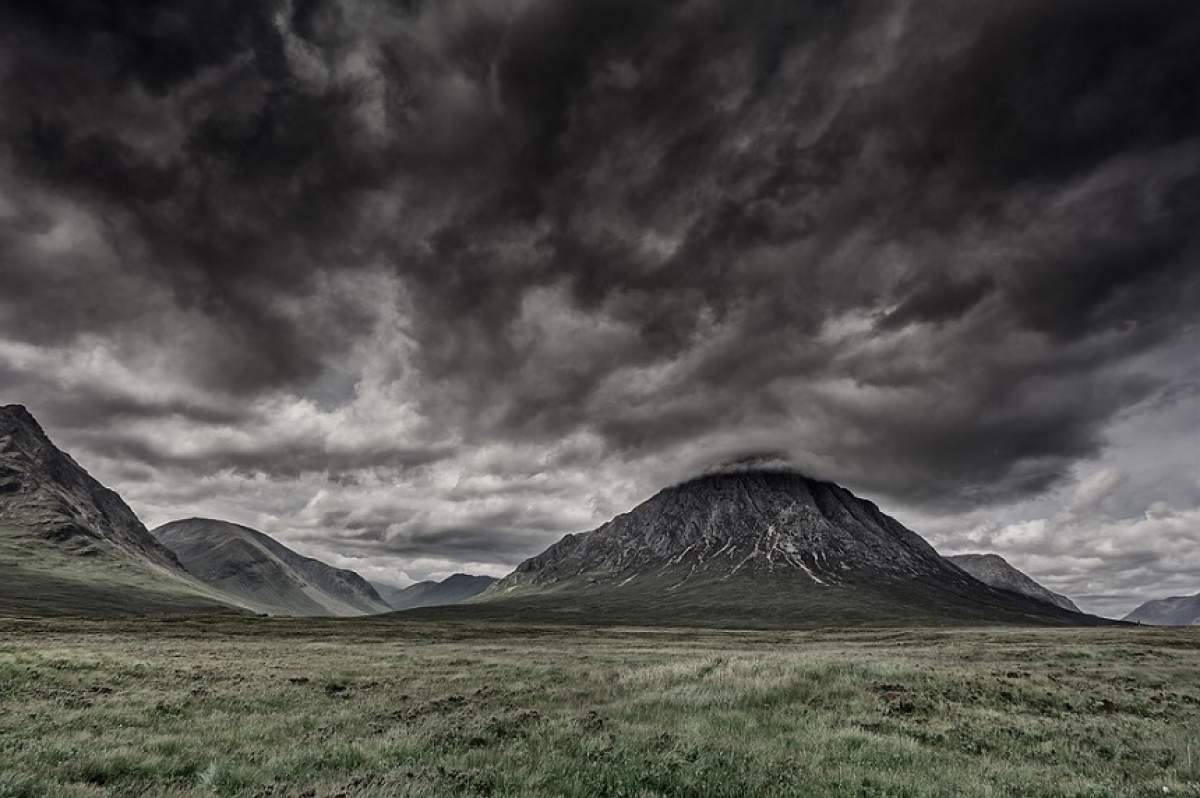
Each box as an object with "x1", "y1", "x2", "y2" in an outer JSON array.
[
  {"x1": 0, "y1": 404, "x2": 183, "y2": 567},
  {"x1": 1123, "y1": 592, "x2": 1200, "y2": 626},
  {"x1": 373, "y1": 573, "x2": 497, "y2": 610},
  {"x1": 473, "y1": 470, "x2": 1102, "y2": 627},
  {"x1": 154, "y1": 518, "x2": 391, "y2": 617},
  {"x1": 0, "y1": 404, "x2": 240, "y2": 615},
  {"x1": 947, "y1": 553, "x2": 1080, "y2": 613}
]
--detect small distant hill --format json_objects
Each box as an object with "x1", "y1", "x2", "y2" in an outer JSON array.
[
  {"x1": 0, "y1": 404, "x2": 244, "y2": 616},
  {"x1": 373, "y1": 573, "x2": 497, "y2": 610},
  {"x1": 947, "y1": 553, "x2": 1080, "y2": 612},
  {"x1": 154, "y1": 518, "x2": 390, "y2": 616},
  {"x1": 1123, "y1": 592, "x2": 1200, "y2": 626}
]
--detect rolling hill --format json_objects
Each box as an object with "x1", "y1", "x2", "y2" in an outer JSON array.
[
  {"x1": 0, "y1": 404, "x2": 243, "y2": 616},
  {"x1": 425, "y1": 470, "x2": 1108, "y2": 628},
  {"x1": 372, "y1": 573, "x2": 497, "y2": 610},
  {"x1": 1123, "y1": 592, "x2": 1200, "y2": 626},
  {"x1": 947, "y1": 553, "x2": 1080, "y2": 612},
  {"x1": 154, "y1": 518, "x2": 390, "y2": 616}
]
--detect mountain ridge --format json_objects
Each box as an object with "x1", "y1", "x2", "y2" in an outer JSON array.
[
  {"x1": 153, "y1": 517, "x2": 390, "y2": 616},
  {"x1": 1123, "y1": 591, "x2": 1200, "y2": 626},
  {"x1": 947, "y1": 553, "x2": 1080, "y2": 613},
  {"x1": 372, "y1": 573, "x2": 497, "y2": 610}
]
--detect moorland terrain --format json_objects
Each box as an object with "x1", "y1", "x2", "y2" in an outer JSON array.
[{"x1": 1, "y1": 618, "x2": 1198, "y2": 798}]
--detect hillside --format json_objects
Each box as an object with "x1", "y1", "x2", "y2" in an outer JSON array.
[
  {"x1": 0, "y1": 404, "x2": 243, "y2": 616},
  {"x1": 373, "y1": 573, "x2": 497, "y2": 610},
  {"x1": 154, "y1": 518, "x2": 390, "y2": 616},
  {"x1": 1124, "y1": 592, "x2": 1200, "y2": 626},
  {"x1": 947, "y1": 553, "x2": 1080, "y2": 612}
]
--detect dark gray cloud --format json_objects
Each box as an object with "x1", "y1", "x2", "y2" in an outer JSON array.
[{"x1": 2, "y1": 0, "x2": 1199, "y2": 605}]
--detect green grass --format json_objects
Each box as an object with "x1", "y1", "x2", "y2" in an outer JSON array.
[
  {"x1": 0, "y1": 530, "x2": 244, "y2": 617},
  {"x1": 0, "y1": 617, "x2": 1197, "y2": 797},
  {"x1": 414, "y1": 569, "x2": 1103, "y2": 628}
]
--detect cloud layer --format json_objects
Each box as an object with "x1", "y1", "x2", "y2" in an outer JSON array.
[{"x1": 2, "y1": 0, "x2": 1198, "y2": 610}]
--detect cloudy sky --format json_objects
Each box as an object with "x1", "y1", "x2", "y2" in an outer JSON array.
[{"x1": 2, "y1": 0, "x2": 1198, "y2": 616}]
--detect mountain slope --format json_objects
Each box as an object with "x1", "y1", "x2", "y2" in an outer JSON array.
[
  {"x1": 444, "y1": 470, "x2": 1105, "y2": 628},
  {"x1": 372, "y1": 573, "x2": 497, "y2": 610},
  {"x1": 0, "y1": 404, "x2": 243, "y2": 616},
  {"x1": 153, "y1": 518, "x2": 390, "y2": 616},
  {"x1": 947, "y1": 553, "x2": 1080, "y2": 612},
  {"x1": 1123, "y1": 592, "x2": 1200, "y2": 626}
]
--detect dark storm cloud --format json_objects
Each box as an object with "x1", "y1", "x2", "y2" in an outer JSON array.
[
  {"x1": 71, "y1": 430, "x2": 454, "y2": 480},
  {"x1": 343, "y1": 522, "x2": 558, "y2": 564},
  {"x1": 2, "y1": 0, "x2": 1200, "y2": 580},
  {"x1": 312, "y1": 504, "x2": 574, "y2": 564}
]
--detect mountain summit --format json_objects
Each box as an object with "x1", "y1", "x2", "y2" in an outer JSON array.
[
  {"x1": 468, "y1": 470, "x2": 1102, "y2": 627},
  {"x1": 0, "y1": 405, "x2": 182, "y2": 568},
  {"x1": 0, "y1": 404, "x2": 239, "y2": 615}
]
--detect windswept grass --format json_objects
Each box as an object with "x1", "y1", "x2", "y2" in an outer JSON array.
[{"x1": 0, "y1": 618, "x2": 1197, "y2": 797}]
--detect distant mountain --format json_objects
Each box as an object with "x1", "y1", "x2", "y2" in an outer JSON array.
[
  {"x1": 1123, "y1": 592, "x2": 1200, "y2": 626},
  {"x1": 153, "y1": 518, "x2": 390, "y2": 616},
  {"x1": 372, "y1": 573, "x2": 497, "y2": 610},
  {"x1": 947, "y1": 553, "x2": 1080, "y2": 612},
  {"x1": 0, "y1": 404, "x2": 242, "y2": 616},
  {"x1": 441, "y1": 470, "x2": 1104, "y2": 628}
]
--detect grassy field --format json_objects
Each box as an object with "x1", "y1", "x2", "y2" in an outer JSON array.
[
  {"x1": 1, "y1": 617, "x2": 1198, "y2": 797},
  {"x1": 0, "y1": 531, "x2": 243, "y2": 617}
]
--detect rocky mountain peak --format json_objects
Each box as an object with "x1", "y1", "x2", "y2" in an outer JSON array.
[
  {"x1": 496, "y1": 469, "x2": 964, "y2": 594},
  {"x1": 0, "y1": 404, "x2": 182, "y2": 569},
  {"x1": 2, "y1": 403, "x2": 39, "y2": 427},
  {"x1": 1, "y1": 404, "x2": 50, "y2": 461}
]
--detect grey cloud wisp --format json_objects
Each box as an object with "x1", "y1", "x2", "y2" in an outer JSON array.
[{"x1": 2, "y1": 0, "x2": 1199, "y2": 613}]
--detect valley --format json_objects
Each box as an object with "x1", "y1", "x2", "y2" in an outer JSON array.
[{"x1": 4, "y1": 403, "x2": 1198, "y2": 797}]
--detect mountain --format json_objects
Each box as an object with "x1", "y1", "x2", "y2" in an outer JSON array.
[
  {"x1": 153, "y1": 518, "x2": 391, "y2": 616},
  {"x1": 946, "y1": 553, "x2": 1080, "y2": 612},
  {"x1": 1123, "y1": 592, "x2": 1200, "y2": 626},
  {"x1": 438, "y1": 470, "x2": 1104, "y2": 628},
  {"x1": 0, "y1": 404, "x2": 242, "y2": 616},
  {"x1": 372, "y1": 573, "x2": 497, "y2": 610}
]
